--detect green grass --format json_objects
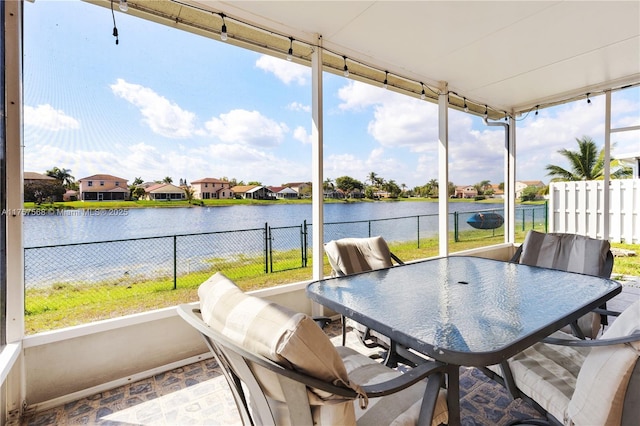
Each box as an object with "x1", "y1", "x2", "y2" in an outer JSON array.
[{"x1": 23, "y1": 226, "x2": 638, "y2": 334}]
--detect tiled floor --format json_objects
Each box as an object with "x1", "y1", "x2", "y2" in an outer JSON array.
[{"x1": 21, "y1": 276, "x2": 640, "y2": 426}]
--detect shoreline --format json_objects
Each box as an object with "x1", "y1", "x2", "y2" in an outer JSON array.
[{"x1": 23, "y1": 198, "x2": 545, "y2": 212}]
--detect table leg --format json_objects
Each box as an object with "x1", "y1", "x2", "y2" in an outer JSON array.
[{"x1": 446, "y1": 365, "x2": 461, "y2": 426}]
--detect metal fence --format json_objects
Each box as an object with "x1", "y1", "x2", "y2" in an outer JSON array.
[{"x1": 24, "y1": 205, "x2": 546, "y2": 332}]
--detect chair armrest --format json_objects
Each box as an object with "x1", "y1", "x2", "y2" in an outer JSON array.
[
  {"x1": 593, "y1": 307, "x2": 621, "y2": 317},
  {"x1": 359, "y1": 360, "x2": 446, "y2": 397},
  {"x1": 542, "y1": 331, "x2": 640, "y2": 347},
  {"x1": 390, "y1": 252, "x2": 405, "y2": 265}
]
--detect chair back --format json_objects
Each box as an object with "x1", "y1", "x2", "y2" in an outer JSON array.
[
  {"x1": 181, "y1": 272, "x2": 363, "y2": 426},
  {"x1": 515, "y1": 231, "x2": 614, "y2": 338},
  {"x1": 567, "y1": 299, "x2": 640, "y2": 426},
  {"x1": 324, "y1": 236, "x2": 396, "y2": 276},
  {"x1": 517, "y1": 230, "x2": 613, "y2": 278}
]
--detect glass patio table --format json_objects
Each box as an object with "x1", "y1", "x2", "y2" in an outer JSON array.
[{"x1": 306, "y1": 256, "x2": 621, "y2": 425}]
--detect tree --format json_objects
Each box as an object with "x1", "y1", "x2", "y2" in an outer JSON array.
[
  {"x1": 162, "y1": 176, "x2": 173, "y2": 184},
  {"x1": 474, "y1": 180, "x2": 491, "y2": 195},
  {"x1": 46, "y1": 167, "x2": 75, "y2": 189},
  {"x1": 520, "y1": 185, "x2": 539, "y2": 202},
  {"x1": 335, "y1": 176, "x2": 364, "y2": 195},
  {"x1": 366, "y1": 172, "x2": 380, "y2": 188},
  {"x1": 545, "y1": 136, "x2": 632, "y2": 181},
  {"x1": 24, "y1": 180, "x2": 65, "y2": 203},
  {"x1": 184, "y1": 186, "x2": 195, "y2": 203}
]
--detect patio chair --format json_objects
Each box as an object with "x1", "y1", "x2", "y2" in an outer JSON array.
[
  {"x1": 177, "y1": 272, "x2": 449, "y2": 426},
  {"x1": 511, "y1": 230, "x2": 616, "y2": 339},
  {"x1": 323, "y1": 236, "x2": 417, "y2": 367},
  {"x1": 499, "y1": 298, "x2": 640, "y2": 426}
]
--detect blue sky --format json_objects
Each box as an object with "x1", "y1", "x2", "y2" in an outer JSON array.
[{"x1": 23, "y1": 0, "x2": 639, "y2": 189}]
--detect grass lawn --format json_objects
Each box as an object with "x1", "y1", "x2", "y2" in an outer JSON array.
[{"x1": 24, "y1": 227, "x2": 638, "y2": 334}]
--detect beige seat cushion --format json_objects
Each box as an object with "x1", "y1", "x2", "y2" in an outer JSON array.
[
  {"x1": 568, "y1": 299, "x2": 640, "y2": 425},
  {"x1": 337, "y1": 346, "x2": 448, "y2": 426},
  {"x1": 518, "y1": 230, "x2": 611, "y2": 338},
  {"x1": 199, "y1": 272, "x2": 359, "y2": 424},
  {"x1": 324, "y1": 236, "x2": 394, "y2": 276},
  {"x1": 199, "y1": 272, "x2": 448, "y2": 426},
  {"x1": 506, "y1": 299, "x2": 640, "y2": 425},
  {"x1": 507, "y1": 331, "x2": 590, "y2": 423},
  {"x1": 519, "y1": 230, "x2": 610, "y2": 277}
]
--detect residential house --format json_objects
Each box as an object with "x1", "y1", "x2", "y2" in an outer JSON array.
[
  {"x1": 143, "y1": 183, "x2": 185, "y2": 201},
  {"x1": 78, "y1": 174, "x2": 129, "y2": 201},
  {"x1": 24, "y1": 172, "x2": 64, "y2": 202},
  {"x1": 191, "y1": 178, "x2": 233, "y2": 200},
  {"x1": 282, "y1": 182, "x2": 311, "y2": 197},
  {"x1": 24, "y1": 171, "x2": 56, "y2": 185},
  {"x1": 489, "y1": 184, "x2": 504, "y2": 199},
  {"x1": 515, "y1": 180, "x2": 545, "y2": 199},
  {"x1": 231, "y1": 185, "x2": 274, "y2": 200},
  {"x1": 454, "y1": 185, "x2": 478, "y2": 199},
  {"x1": 268, "y1": 186, "x2": 298, "y2": 200}
]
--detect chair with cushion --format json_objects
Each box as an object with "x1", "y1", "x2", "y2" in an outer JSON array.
[
  {"x1": 324, "y1": 236, "x2": 417, "y2": 366},
  {"x1": 177, "y1": 272, "x2": 449, "y2": 426},
  {"x1": 501, "y1": 298, "x2": 640, "y2": 426},
  {"x1": 511, "y1": 230, "x2": 616, "y2": 339}
]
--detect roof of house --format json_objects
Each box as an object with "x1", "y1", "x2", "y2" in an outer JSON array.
[
  {"x1": 282, "y1": 182, "x2": 310, "y2": 187},
  {"x1": 191, "y1": 178, "x2": 230, "y2": 184},
  {"x1": 145, "y1": 183, "x2": 184, "y2": 193},
  {"x1": 230, "y1": 185, "x2": 259, "y2": 193},
  {"x1": 78, "y1": 174, "x2": 128, "y2": 182},
  {"x1": 518, "y1": 180, "x2": 545, "y2": 187},
  {"x1": 24, "y1": 172, "x2": 56, "y2": 181}
]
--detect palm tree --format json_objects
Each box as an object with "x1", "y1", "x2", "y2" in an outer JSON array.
[
  {"x1": 163, "y1": 176, "x2": 173, "y2": 184},
  {"x1": 546, "y1": 136, "x2": 632, "y2": 181},
  {"x1": 46, "y1": 166, "x2": 75, "y2": 188},
  {"x1": 366, "y1": 172, "x2": 379, "y2": 187}
]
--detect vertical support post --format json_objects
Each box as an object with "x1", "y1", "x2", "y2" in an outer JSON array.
[
  {"x1": 310, "y1": 36, "x2": 324, "y2": 316},
  {"x1": 603, "y1": 90, "x2": 611, "y2": 240},
  {"x1": 532, "y1": 207, "x2": 535, "y2": 230},
  {"x1": 507, "y1": 115, "x2": 516, "y2": 244},
  {"x1": 454, "y1": 212, "x2": 459, "y2": 242},
  {"x1": 545, "y1": 200, "x2": 549, "y2": 233},
  {"x1": 173, "y1": 236, "x2": 177, "y2": 289},
  {"x1": 437, "y1": 82, "x2": 449, "y2": 256},
  {"x1": 4, "y1": 0, "x2": 23, "y2": 346},
  {"x1": 264, "y1": 223, "x2": 269, "y2": 273}
]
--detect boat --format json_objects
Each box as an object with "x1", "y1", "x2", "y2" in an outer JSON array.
[{"x1": 466, "y1": 212, "x2": 504, "y2": 230}]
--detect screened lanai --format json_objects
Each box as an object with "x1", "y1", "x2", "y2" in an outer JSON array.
[{"x1": 1, "y1": 0, "x2": 639, "y2": 422}]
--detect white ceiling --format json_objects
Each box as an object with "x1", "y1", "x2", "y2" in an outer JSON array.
[{"x1": 198, "y1": 0, "x2": 640, "y2": 113}]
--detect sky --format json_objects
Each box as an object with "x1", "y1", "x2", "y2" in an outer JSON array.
[{"x1": 23, "y1": 0, "x2": 640, "y2": 190}]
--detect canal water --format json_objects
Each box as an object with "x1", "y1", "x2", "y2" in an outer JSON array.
[{"x1": 24, "y1": 201, "x2": 506, "y2": 246}]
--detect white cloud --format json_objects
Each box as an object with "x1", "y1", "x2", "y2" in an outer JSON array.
[
  {"x1": 110, "y1": 79, "x2": 196, "y2": 139},
  {"x1": 287, "y1": 102, "x2": 311, "y2": 113},
  {"x1": 24, "y1": 104, "x2": 80, "y2": 131},
  {"x1": 255, "y1": 55, "x2": 309, "y2": 85},
  {"x1": 337, "y1": 81, "x2": 394, "y2": 111},
  {"x1": 293, "y1": 126, "x2": 312, "y2": 144},
  {"x1": 204, "y1": 109, "x2": 289, "y2": 148}
]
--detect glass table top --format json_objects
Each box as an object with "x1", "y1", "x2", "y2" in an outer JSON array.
[{"x1": 307, "y1": 256, "x2": 621, "y2": 366}]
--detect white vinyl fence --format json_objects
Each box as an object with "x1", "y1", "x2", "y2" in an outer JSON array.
[{"x1": 549, "y1": 179, "x2": 640, "y2": 243}]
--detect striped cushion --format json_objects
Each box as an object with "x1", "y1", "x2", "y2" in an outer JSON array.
[
  {"x1": 519, "y1": 230, "x2": 610, "y2": 277},
  {"x1": 507, "y1": 331, "x2": 590, "y2": 423},
  {"x1": 324, "y1": 236, "x2": 394, "y2": 276},
  {"x1": 198, "y1": 272, "x2": 359, "y2": 424},
  {"x1": 518, "y1": 231, "x2": 610, "y2": 338},
  {"x1": 568, "y1": 299, "x2": 640, "y2": 425},
  {"x1": 337, "y1": 346, "x2": 448, "y2": 426}
]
